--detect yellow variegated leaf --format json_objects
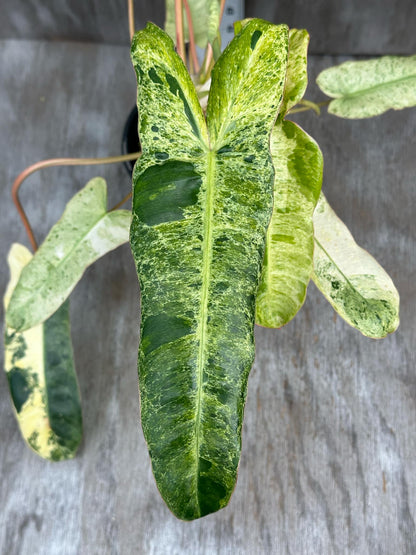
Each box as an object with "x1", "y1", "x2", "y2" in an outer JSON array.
[
  {"x1": 6, "y1": 178, "x2": 130, "y2": 332},
  {"x1": 279, "y1": 28, "x2": 309, "y2": 116},
  {"x1": 256, "y1": 121, "x2": 323, "y2": 328},
  {"x1": 312, "y1": 194, "x2": 400, "y2": 337},
  {"x1": 4, "y1": 244, "x2": 82, "y2": 460},
  {"x1": 317, "y1": 55, "x2": 416, "y2": 118}
]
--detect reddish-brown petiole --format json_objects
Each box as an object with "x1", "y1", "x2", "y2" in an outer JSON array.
[
  {"x1": 12, "y1": 153, "x2": 140, "y2": 252},
  {"x1": 183, "y1": 0, "x2": 200, "y2": 74},
  {"x1": 175, "y1": 0, "x2": 186, "y2": 63}
]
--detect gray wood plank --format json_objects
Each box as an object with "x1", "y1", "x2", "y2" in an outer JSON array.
[
  {"x1": 0, "y1": 0, "x2": 165, "y2": 44},
  {"x1": 246, "y1": 0, "x2": 416, "y2": 54},
  {"x1": 0, "y1": 40, "x2": 415, "y2": 554},
  {"x1": 2, "y1": 1, "x2": 416, "y2": 54}
]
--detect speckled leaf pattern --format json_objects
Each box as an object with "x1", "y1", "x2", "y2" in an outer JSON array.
[
  {"x1": 130, "y1": 21, "x2": 288, "y2": 520},
  {"x1": 316, "y1": 55, "x2": 416, "y2": 118},
  {"x1": 165, "y1": 0, "x2": 220, "y2": 50},
  {"x1": 256, "y1": 121, "x2": 323, "y2": 328},
  {"x1": 4, "y1": 244, "x2": 82, "y2": 460},
  {"x1": 6, "y1": 177, "x2": 131, "y2": 332},
  {"x1": 279, "y1": 28, "x2": 309, "y2": 117},
  {"x1": 312, "y1": 193, "x2": 400, "y2": 337}
]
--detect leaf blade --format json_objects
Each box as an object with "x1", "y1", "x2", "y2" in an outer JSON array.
[
  {"x1": 312, "y1": 193, "x2": 400, "y2": 337},
  {"x1": 207, "y1": 20, "x2": 288, "y2": 145},
  {"x1": 279, "y1": 28, "x2": 309, "y2": 117},
  {"x1": 256, "y1": 121, "x2": 323, "y2": 328},
  {"x1": 130, "y1": 21, "x2": 288, "y2": 520},
  {"x1": 316, "y1": 55, "x2": 416, "y2": 118},
  {"x1": 4, "y1": 244, "x2": 82, "y2": 460},
  {"x1": 6, "y1": 177, "x2": 130, "y2": 332}
]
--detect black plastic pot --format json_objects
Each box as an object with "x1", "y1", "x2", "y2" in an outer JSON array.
[{"x1": 121, "y1": 105, "x2": 140, "y2": 175}]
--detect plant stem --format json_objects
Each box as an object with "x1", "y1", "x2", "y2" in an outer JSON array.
[
  {"x1": 127, "y1": 0, "x2": 135, "y2": 41},
  {"x1": 175, "y1": 0, "x2": 186, "y2": 64},
  {"x1": 198, "y1": 0, "x2": 226, "y2": 82},
  {"x1": 219, "y1": 0, "x2": 226, "y2": 24},
  {"x1": 201, "y1": 43, "x2": 214, "y2": 82},
  {"x1": 12, "y1": 152, "x2": 140, "y2": 252},
  {"x1": 288, "y1": 100, "x2": 330, "y2": 115},
  {"x1": 183, "y1": 0, "x2": 199, "y2": 74},
  {"x1": 110, "y1": 191, "x2": 133, "y2": 211}
]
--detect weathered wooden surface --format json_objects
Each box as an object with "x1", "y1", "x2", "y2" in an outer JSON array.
[
  {"x1": 0, "y1": 0, "x2": 165, "y2": 44},
  {"x1": 0, "y1": 38, "x2": 415, "y2": 554},
  {"x1": 246, "y1": 0, "x2": 416, "y2": 54},
  {"x1": 1, "y1": 0, "x2": 416, "y2": 54}
]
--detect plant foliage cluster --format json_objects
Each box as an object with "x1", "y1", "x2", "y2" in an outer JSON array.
[{"x1": 3, "y1": 0, "x2": 416, "y2": 520}]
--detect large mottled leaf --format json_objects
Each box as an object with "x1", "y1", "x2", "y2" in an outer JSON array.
[
  {"x1": 130, "y1": 21, "x2": 288, "y2": 520},
  {"x1": 312, "y1": 193, "x2": 400, "y2": 337},
  {"x1": 256, "y1": 120, "x2": 323, "y2": 328},
  {"x1": 165, "y1": 0, "x2": 220, "y2": 50},
  {"x1": 6, "y1": 177, "x2": 130, "y2": 332},
  {"x1": 4, "y1": 243, "x2": 82, "y2": 460},
  {"x1": 232, "y1": 23, "x2": 308, "y2": 116},
  {"x1": 316, "y1": 55, "x2": 416, "y2": 118},
  {"x1": 279, "y1": 28, "x2": 309, "y2": 117}
]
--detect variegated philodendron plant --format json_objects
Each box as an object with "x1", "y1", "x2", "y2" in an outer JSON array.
[{"x1": 3, "y1": 8, "x2": 416, "y2": 520}]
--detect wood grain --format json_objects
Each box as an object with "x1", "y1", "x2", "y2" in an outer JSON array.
[
  {"x1": 1, "y1": 0, "x2": 416, "y2": 54},
  {"x1": 0, "y1": 40, "x2": 415, "y2": 554},
  {"x1": 0, "y1": 0, "x2": 165, "y2": 44},
  {"x1": 245, "y1": 0, "x2": 416, "y2": 55}
]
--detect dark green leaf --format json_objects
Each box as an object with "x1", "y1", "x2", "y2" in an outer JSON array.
[{"x1": 130, "y1": 21, "x2": 288, "y2": 520}]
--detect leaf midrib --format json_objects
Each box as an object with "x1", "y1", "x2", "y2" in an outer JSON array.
[
  {"x1": 328, "y1": 73, "x2": 416, "y2": 100},
  {"x1": 194, "y1": 149, "x2": 216, "y2": 514},
  {"x1": 313, "y1": 236, "x2": 370, "y2": 304},
  {"x1": 192, "y1": 30, "x2": 274, "y2": 510},
  {"x1": 191, "y1": 33, "x2": 271, "y2": 507},
  {"x1": 18, "y1": 210, "x2": 124, "y2": 323}
]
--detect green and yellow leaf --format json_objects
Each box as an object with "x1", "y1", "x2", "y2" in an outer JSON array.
[
  {"x1": 130, "y1": 21, "x2": 288, "y2": 520},
  {"x1": 316, "y1": 55, "x2": 416, "y2": 118},
  {"x1": 4, "y1": 243, "x2": 82, "y2": 460},
  {"x1": 312, "y1": 193, "x2": 400, "y2": 337},
  {"x1": 6, "y1": 177, "x2": 131, "y2": 332},
  {"x1": 233, "y1": 18, "x2": 253, "y2": 36},
  {"x1": 279, "y1": 28, "x2": 309, "y2": 117},
  {"x1": 256, "y1": 121, "x2": 323, "y2": 328}
]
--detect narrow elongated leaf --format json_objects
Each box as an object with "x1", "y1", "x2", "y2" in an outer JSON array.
[
  {"x1": 4, "y1": 244, "x2": 82, "y2": 460},
  {"x1": 312, "y1": 193, "x2": 400, "y2": 337},
  {"x1": 130, "y1": 21, "x2": 288, "y2": 520},
  {"x1": 256, "y1": 121, "x2": 323, "y2": 328},
  {"x1": 316, "y1": 55, "x2": 416, "y2": 118},
  {"x1": 279, "y1": 28, "x2": 309, "y2": 117},
  {"x1": 165, "y1": 0, "x2": 220, "y2": 50},
  {"x1": 6, "y1": 177, "x2": 130, "y2": 332}
]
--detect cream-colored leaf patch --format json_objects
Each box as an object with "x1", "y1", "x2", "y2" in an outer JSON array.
[
  {"x1": 312, "y1": 194, "x2": 400, "y2": 337},
  {"x1": 4, "y1": 243, "x2": 82, "y2": 460}
]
